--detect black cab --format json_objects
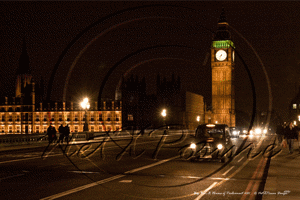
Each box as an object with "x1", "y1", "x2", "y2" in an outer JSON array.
[{"x1": 188, "y1": 124, "x2": 234, "y2": 162}]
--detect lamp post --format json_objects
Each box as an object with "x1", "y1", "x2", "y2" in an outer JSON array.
[
  {"x1": 197, "y1": 116, "x2": 200, "y2": 123},
  {"x1": 80, "y1": 98, "x2": 90, "y2": 132},
  {"x1": 195, "y1": 116, "x2": 201, "y2": 130},
  {"x1": 161, "y1": 109, "x2": 166, "y2": 127}
]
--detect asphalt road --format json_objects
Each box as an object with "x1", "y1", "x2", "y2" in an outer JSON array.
[{"x1": 0, "y1": 132, "x2": 277, "y2": 200}]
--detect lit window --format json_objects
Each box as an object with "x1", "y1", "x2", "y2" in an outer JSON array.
[
  {"x1": 44, "y1": 126, "x2": 47, "y2": 133},
  {"x1": 128, "y1": 114, "x2": 133, "y2": 121},
  {"x1": 293, "y1": 104, "x2": 297, "y2": 109},
  {"x1": 107, "y1": 113, "x2": 111, "y2": 121}
]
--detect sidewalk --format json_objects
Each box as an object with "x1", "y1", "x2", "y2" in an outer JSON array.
[{"x1": 263, "y1": 141, "x2": 300, "y2": 199}]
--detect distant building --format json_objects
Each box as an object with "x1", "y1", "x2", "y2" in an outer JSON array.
[
  {"x1": 120, "y1": 74, "x2": 205, "y2": 130},
  {"x1": 289, "y1": 86, "x2": 300, "y2": 125},
  {"x1": 120, "y1": 9, "x2": 237, "y2": 129},
  {"x1": 0, "y1": 40, "x2": 121, "y2": 134},
  {"x1": 184, "y1": 91, "x2": 205, "y2": 129}
]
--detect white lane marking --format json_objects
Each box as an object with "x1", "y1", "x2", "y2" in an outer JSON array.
[
  {"x1": 194, "y1": 138, "x2": 264, "y2": 200},
  {"x1": 0, "y1": 154, "x2": 59, "y2": 164},
  {"x1": 0, "y1": 173, "x2": 25, "y2": 180},
  {"x1": 40, "y1": 155, "x2": 179, "y2": 200},
  {"x1": 157, "y1": 175, "x2": 231, "y2": 181},
  {"x1": 211, "y1": 177, "x2": 230, "y2": 181},
  {"x1": 237, "y1": 156, "x2": 244, "y2": 163},
  {"x1": 222, "y1": 166, "x2": 235, "y2": 176},
  {"x1": 124, "y1": 155, "x2": 179, "y2": 174},
  {"x1": 119, "y1": 180, "x2": 132, "y2": 183},
  {"x1": 194, "y1": 182, "x2": 218, "y2": 200},
  {"x1": 40, "y1": 174, "x2": 125, "y2": 200},
  {"x1": 69, "y1": 171, "x2": 100, "y2": 174}
]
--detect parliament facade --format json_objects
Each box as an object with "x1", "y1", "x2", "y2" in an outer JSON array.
[
  {"x1": 0, "y1": 9, "x2": 236, "y2": 134},
  {"x1": 0, "y1": 40, "x2": 122, "y2": 135}
]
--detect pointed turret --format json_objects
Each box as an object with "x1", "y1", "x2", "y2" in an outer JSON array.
[
  {"x1": 213, "y1": 8, "x2": 231, "y2": 41},
  {"x1": 218, "y1": 8, "x2": 227, "y2": 24},
  {"x1": 15, "y1": 38, "x2": 34, "y2": 103},
  {"x1": 17, "y1": 38, "x2": 31, "y2": 75}
]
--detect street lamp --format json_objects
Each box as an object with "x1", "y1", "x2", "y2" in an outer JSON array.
[
  {"x1": 161, "y1": 109, "x2": 166, "y2": 127},
  {"x1": 80, "y1": 97, "x2": 90, "y2": 132}
]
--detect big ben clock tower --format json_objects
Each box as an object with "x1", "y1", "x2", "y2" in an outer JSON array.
[{"x1": 211, "y1": 9, "x2": 235, "y2": 127}]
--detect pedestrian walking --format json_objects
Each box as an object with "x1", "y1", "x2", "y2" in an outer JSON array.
[
  {"x1": 284, "y1": 122, "x2": 298, "y2": 154},
  {"x1": 294, "y1": 125, "x2": 300, "y2": 153},
  {"x1": 276, "y1": 123, "x2": 284, "y2": 144},
  {"x1": 47, "y1": 123, "x2": 57, "y2": 144},
  {"x1": 64, "y1": 124, "x2": 70, "y2": 144},
  {"x1": 57, "y1": 124, "x2": 65, "y2": 144}
]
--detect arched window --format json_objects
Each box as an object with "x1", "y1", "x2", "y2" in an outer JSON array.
[{"x1": 107, "y1": 113, "x2": 111, "y2": 121}]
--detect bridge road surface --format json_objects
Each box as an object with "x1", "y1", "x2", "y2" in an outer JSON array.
[{"x1": 0, "y1": 132, "x2": 278, "y2": 200}]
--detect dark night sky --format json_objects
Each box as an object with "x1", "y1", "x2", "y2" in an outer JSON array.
[{"x1": 1, "y1": 1, "x2": 300, "y2": 121}]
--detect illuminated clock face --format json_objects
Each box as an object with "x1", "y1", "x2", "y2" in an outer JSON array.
[{"x1": 215, "y1": 50, "x2": 227, "y2": 61}]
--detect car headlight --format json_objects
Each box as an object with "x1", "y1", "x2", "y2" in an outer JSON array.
[
  {"x1": 255, "y1": 128, "x2": 261, "y2": 134},
  {"x1": 217, "y1": 144, "x2": 223, "y2": 150},
  {"x1": 263, "y1": 129, "x2": 267, "y2": 134},
  {"x1": 190, "y1": 143, "x2": 196, "y2": 149}
]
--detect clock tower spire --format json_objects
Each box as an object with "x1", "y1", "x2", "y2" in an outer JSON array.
[{"x1": 211, "y1": 9, "x2": 236, "y2": 127}]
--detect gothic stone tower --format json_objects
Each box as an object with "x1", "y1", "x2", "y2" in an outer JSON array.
[
  {"x1": 211, "y1": 9, "x2": 236, "y2": 127},
  {"x1": 15, "y1": 38, "x2": 35, "y2": 105}
]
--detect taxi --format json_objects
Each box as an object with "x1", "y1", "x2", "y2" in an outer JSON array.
[{"x1": 187, "y1": 124, "x2": 234, "y2": 162}]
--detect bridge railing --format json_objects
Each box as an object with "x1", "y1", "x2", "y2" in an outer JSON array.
[{"x1": 0, "y1": 129, "x2": 194, "y2": 146}]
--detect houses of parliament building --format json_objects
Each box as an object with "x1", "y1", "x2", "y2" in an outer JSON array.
[
  {"x1": 0, "y1": 9, "x2": 236, "y2": 134},
  {"x1": 0, "y1": 40, "x2": 122, "y2": 134}
]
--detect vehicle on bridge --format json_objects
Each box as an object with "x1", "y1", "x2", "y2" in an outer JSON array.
[
  {"x1": 185, "y1": 124, "x2": 234, "y2": 163},
  {"x1": 230, "y1": 127, "x2": 240, "y2": 138}
]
